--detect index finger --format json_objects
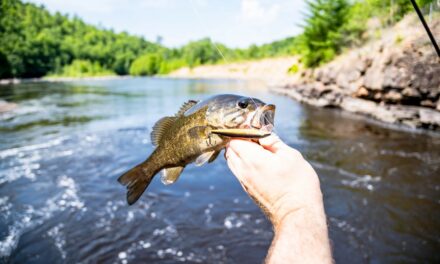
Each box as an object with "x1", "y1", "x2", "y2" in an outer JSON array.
[
  {"x1": 258, "y1": 133, "x2": 289, "y2": 153},
  {"x1": 227, "y1": 139, "x2": 271, "y2": 162}
]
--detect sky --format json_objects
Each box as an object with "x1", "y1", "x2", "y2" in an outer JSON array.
[{"x1": 26, "y1": 0, "x2": 307, "y2": 48}]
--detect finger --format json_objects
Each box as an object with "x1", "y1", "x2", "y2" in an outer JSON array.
[
  {"x1": 259, "y1": 133, "x2": 288, "y2": 153},
  {"x1": 226, "y1": 150, "x2": 255, "y2": 193},
  {"x1": 228, "y1": 139, "x2": 270, "y2": 162},
  {"x1": 225, "y1": 148, "x2": 246, "y2": 182}
]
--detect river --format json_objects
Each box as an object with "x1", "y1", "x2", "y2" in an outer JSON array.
[{"x1": 0, "y1": 77, "x2": 439, "y2": 263}]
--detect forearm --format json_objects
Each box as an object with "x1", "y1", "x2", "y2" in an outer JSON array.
[{"x1": 266, "y1": 199, "x2": 332, "y2": 264}]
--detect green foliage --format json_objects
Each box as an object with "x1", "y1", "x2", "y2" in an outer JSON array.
[
  {"x1": 300, "y1": 0, "x2": 350, "y2": 67},
  {"x1": 158, "y1": 59, "x2": 186, "y2": 74},
  {"x1": 129, "y1": 54, "x2": 162, "y2": 76},
  {"x1": 0, "y1": 0, "x2": 160, "y2": 78},
  {"x1": 180, "y1": 38, "x2": 224, "y2": 67},
  {"x1": 50, "y1": 59, "x2": 114, "y2": 77},
  {"x1": 233, "y1": 37, "x2": 301, "y2": 61},
  {"x1": 365, "y1": 0, "x2": 434, "y2": 24},
  {"x1": 298, "y1": 0, "x2": 433, "y2": 68},
  {"x1": 0, "y1": 51, "x2": 12, "y2": 78},
  {"x1": 395, "y1": 34, "x2": 404, "y2": 44},
  {"x1": 1, "y1": 0, "x2": 434, "y2": 78},
  {"x1": 288, "y1": 64, "x2": 300, "y2": 74}
]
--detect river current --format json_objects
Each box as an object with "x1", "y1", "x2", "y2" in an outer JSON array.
[{"x1": 0, "y1": 77, "x2": 439, "y2": 263}]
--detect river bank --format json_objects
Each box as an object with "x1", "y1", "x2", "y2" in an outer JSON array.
[
  {"x1": 170, "y1": 14, "x2": 440, "y2": 131},
  {"x1": 169, "y1": 57, "x2": 298, "y2": 87},
  {"x1": 0, "y1": 75, "x2": 129, "y2": 85}
]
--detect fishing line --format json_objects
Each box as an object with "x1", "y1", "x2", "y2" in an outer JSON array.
[
  {"x1": 411, "y1": 0, "x2": 440, "y2": 57},
  {"x1": 188, "y1": 0, "x2": 276, "y2": 130},
  {"x1": 189, "y1": 0, "x2": 229, "y2": 64}
]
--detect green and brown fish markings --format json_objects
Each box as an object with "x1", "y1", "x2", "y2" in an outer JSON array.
[{"x1": 118, "y1": 94, "x2": 276, "y2": 205}]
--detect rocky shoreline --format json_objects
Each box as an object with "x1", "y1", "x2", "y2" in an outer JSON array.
[{"x1": 275, "y1": 15, "x2": 440, "y2": 131}]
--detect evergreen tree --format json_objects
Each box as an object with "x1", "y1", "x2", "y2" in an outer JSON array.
[{"x1": 301, "y1": 0, "x2": 350, "y2": 67}]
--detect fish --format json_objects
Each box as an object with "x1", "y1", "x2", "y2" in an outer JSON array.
[{"x1": 118, "y1": 94, "x2": 276, "y2": 205}]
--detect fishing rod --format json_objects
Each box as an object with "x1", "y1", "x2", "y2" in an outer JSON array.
[{"x1": 410, "y1": 0, "x2": 440, "y2": 57}]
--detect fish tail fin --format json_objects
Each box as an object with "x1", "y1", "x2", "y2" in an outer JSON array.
[{"x1": 118, "y1": 161, "x2": 156, "y2": 205}]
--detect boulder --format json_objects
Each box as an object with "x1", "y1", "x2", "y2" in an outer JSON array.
[
  {"x1": 402, "y1": 87, "x2": 421, "y2": 98},
  {"x1": 355, "y1": 87, "x2": 370, "y2": 98},
  {"x1": 363, "y1": 66, "x2": 384, "y2": 90},
  {"x1": 384, "y1": 90, "x2": 403, "y2": 103}
]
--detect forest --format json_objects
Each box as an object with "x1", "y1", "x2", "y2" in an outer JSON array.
[{"x1": 0, "y1": 0, "x2": 434, "y2": 79}]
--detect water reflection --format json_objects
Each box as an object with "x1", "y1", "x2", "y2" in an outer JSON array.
[{"x1": 0, "y1": 77, "x2": 439, "y2": 263}]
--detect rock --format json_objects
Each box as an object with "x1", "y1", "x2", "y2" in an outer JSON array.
[
  {"x1": 355, "y1": 87, "x2": 369, "y2": 98},
  {"x1": 419, "y1": 108, "x2": 440, "y2": 128},
  {"x1": 355, "y1": 57, "x2": 372, "y2": 74},
  {"x1": 384, "y1": 90, "x2": 403, "y2": 103},
  {"x1": 382, "y1": 66, "x2": 410, "y2": 89},
  {"x1": 278, "y1": 14, "x2": 440, "y2": 131},
  {"x1": 373, "y1": 92, "x2": 383, "y2": 101},
  {"x1": 420, "y1": 100, "x2": 435, "y2": 108},
  {"x1": 402, "y1": 87, "x2": 421, "y2": 98},
  {"x1": 364, "y1": 66, "x2": 384, "y2": 90},
  {"x1": 319, "y1": 67, "x2": 335, "y2": 85}
]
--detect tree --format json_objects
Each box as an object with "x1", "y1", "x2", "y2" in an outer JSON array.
[
  {"x1": 129, "y1": 54, "x2": 162, "y2": 76},
  {"x1": 301, "y1": 0, "x2": 350, "y2": 67}
]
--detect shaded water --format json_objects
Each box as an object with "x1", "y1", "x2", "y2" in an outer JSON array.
[{"x1": 0, "y1": 77, "x2": 439, "y2": 263}]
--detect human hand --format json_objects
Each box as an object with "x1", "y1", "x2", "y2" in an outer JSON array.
[{"x1": 225, "y1": 134, "x2": 324, "y2": 228}]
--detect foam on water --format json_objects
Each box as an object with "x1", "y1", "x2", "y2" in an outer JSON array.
[
  {"x1": 312, "y1": 161, "x2": 382, "y2": 191},
  {"x1": 47, "y1": 223, "x2": 66, "y2": 259},
  {"x1": 0, "y1": 197, "x2": 12, "y2": 219},
  {"x1": 341, "y1": 174, "x2": 382, "y2": 191},
  {"x1": 1, "y1": 79, "x2": 439, "y2": 262},
  {"x1": 0, "y1": 136, "x2": 67, "y2": 159},
  {"x1": 0, "y1": 175, "x2": 85, "y2": 258}
]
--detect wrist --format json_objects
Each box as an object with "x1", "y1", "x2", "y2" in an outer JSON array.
[
  {"x1": 272, "y1": 191, "x2": 326, "y2": 232},
  {"x1": 268, "y1": 194, "x2": 332, "y2": 264}
]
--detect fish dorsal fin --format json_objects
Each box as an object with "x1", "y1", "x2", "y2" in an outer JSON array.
[
  {"x1": 161, "y1": 166, "x2": 185, "y2": 185},
  {"x1": 150, "y1": 116, "x2": 177, "y2": 146},
  {"x1": 176, "y1": 100, "x2": 198, "y2": 116}
]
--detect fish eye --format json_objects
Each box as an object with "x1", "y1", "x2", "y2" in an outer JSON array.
[{"x1": 237, "y1": 99, "x2": 248, "y2": 109}]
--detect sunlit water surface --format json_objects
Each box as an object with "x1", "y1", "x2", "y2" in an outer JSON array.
[{"x1": 0, "y1": 77, "x2": 439, "y2": 263}]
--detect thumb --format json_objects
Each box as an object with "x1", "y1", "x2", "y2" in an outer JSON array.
[{"x1": 259, "y1": 133, "x2": 288, "y2": 153}]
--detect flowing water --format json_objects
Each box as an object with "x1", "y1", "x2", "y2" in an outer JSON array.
[{"x1": 0, "y1": 77, "x2": 439, "y2": 263}]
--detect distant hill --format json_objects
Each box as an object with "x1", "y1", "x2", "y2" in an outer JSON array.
[
  {"x1": 0, "y1": 0, "x2": 298, "y2": 79},
  {"x1": 1, "y1": 0, "x2": 433, "y2": 79}
]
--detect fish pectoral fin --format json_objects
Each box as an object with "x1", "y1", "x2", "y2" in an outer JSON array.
[
  {"x1": 161, "y1": 166, "x2": 185, "y2": 185},
  {"x1": 211, "y1": 128, "x2": 271, "y2": 138},
  {"x1": 188, "y1": 126, "x2": 210, "y2": 139},
  {"x1": 208, "y1": 150, "x2": 221, "y2": 163},
  {"x1": 195, "y1": 151, "x2": 216, "y2": 166}
]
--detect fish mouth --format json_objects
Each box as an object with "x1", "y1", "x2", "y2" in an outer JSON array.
[{"x1": 251, "y1": 104, "x2": 275, "y2": 132}]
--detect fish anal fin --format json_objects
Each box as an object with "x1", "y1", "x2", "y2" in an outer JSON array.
[
  {"x1": 176, "y1": 100, "x2": 198, "y2": 116},
  {"x1": 150, "y1": 116, "x2": 177, "y2": 146},
  {"x1": 195, "y1": 151, "x2": 216, "y2": 166},
  {"x1": 208, "y1": 150, "x2": 221, "y2": 163},
  {"x1": 161, "y1": 166, "x2": 185, "y2": 185}
]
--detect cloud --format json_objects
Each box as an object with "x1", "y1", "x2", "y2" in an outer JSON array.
[{"x1": 240, "y1": 0, "x2": 280, "y2": 25}]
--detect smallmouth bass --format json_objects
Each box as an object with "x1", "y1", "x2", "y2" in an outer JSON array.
[{"x1": 118, "y1": 94, "x2": 276, "y2": 205}]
